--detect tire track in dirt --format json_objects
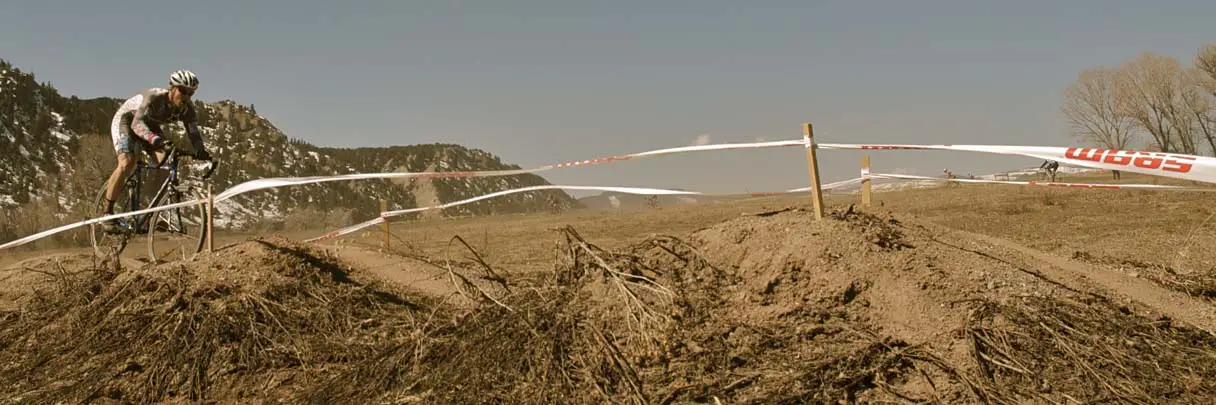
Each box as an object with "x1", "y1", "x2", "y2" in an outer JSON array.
[
  {"x1": 923, "y1": 222, "x2": 1216, "y2": 336},
  {"x1": 326, "y1": 244, "x2": 468, "y2": 302}
]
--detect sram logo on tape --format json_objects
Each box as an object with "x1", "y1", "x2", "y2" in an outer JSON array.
[
  {"x1": 1063, "y1": 148, "x2": 1196, "y2": 173},
  {"x1": 859, "y1": 145, "x2": 934, "y2": 150}
]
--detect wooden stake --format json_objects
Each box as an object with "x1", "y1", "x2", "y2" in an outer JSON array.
[
  {"x1": 206, "y1": 184, "x2": 214, "y2": 252},
  {"x1": 861, "y1": 154, "x2": 872, "y2": 208},
  {"x1": 802, "y1": 123, "x2": 825, "y2": 220},
  {"x1": 380, "y1": 199, "x2": 390, "y2": 251}
]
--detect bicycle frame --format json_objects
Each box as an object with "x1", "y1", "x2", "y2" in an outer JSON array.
[{"x1": 116, "y1": 148, "x2": 215, "y2": 234}]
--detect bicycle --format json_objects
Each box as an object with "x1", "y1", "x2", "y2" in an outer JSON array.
[{"x1": 90, "y1": 144, "x2": 218, "y2": 262}]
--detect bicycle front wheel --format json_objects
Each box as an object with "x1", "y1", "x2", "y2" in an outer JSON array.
[
  {"x1": 90, "y1": 181, "x2": 134, "y2": 257},
  {"x1": 147, "y1": 188, "x2": 208, "y2": 263}
]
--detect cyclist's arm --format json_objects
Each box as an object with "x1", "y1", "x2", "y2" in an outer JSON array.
[
  {"x1": 130, "y1": 94, "x2": 164, "y2": 147},
  {"x1": 182, "y1": 107, "x2": 206, "y2": 153}
]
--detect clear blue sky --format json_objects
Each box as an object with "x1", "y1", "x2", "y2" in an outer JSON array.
[{"x1": 3, "y1": 0, "x2": 1214, "y2": 195}]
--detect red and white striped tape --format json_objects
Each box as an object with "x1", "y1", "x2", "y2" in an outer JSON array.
[
  {"x1": 866, "y1": 173, "x2": 1216, "y2": 191},
  {"x1": 216, "y1": 139, "x2": 808, "y2": 201},
  {"x1": 823, "y1": 143, "x2": 1216, "y2": 185}
]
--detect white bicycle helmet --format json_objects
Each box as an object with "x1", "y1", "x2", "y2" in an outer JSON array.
[{"x1": 169, "y1": 70, "x2": 199, "y2": 89}]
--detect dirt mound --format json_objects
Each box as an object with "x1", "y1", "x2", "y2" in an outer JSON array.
[
  {"x1": 307, "y1": 206, "x2": 1216, "y2": 403},
  {"x1": 0, "y1": 253, "x2": 108, "y2": 310},
  {"x1": 2, "y1": 207, "x2": 1214, "y2": 403},
  {"x1": 0, "y1": 237, "x2": 435, "y2": 404},
  {"x1": 665, "y1": 207, "x2": 1216, "y2": 403}
]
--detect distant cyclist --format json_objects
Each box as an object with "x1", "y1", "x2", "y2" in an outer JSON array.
[
  {"x1": 101, "y1": 70, "x2": 212, "y2": 233},
  {"x1": 1039, "y1": 159, "x2": 1059, "y2": 182}
]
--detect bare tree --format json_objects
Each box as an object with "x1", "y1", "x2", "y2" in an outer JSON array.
[
  {"x1": 1062, "y1": 66, "x2": 1137, "y2": 179},
  {"x1": 1182, "y1": 67, "x2": 1216, "y2": 154},
  {"x1": 1114, "y1": 52, "x2": 1196, "y2": 154},
  {"x1": 1196, "y1": 42, "x2": 1216, "y2": 97},
  {"x1": 1188, "y1": 43, "x2": 1216, "y2": 155},
  {"x1": 1062, "y1": 66, "x2": 1137, "y2": 150}
]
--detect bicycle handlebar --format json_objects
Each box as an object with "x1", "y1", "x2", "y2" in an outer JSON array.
[{"x1": 160, "y1": 143, "x2": 219, "y2": 180}]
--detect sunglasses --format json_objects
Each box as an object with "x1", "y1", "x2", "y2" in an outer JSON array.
[{"x1": 175, "y1": 86, "x2": 195, "y2": 96}]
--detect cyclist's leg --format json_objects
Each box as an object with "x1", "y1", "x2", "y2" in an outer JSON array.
[
  {"x1": 145, "y1": 148, "x2": 171, "y2": 231},
  {"x1": 148, "y1": 149, "x2": 169, "y2": 193},
  {"x1": 103, "y1": 125, "x2": 140, "y2": 232},
  {"x1": 104, "y1": 154, "x2": 137, "y2": 200}
]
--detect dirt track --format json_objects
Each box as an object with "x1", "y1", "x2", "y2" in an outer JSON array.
[
  {"x1": 1, "y1": 170, "x2": 1215, "y2": 402},
  {"x1": 945, "y1": 226, "x2": 1216, "y2": 335}
]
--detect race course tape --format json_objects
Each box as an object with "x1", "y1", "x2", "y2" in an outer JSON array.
[
  {"x1": 0, "y1": 139, "x2": 808, "y2": 252},
  {"x1": 867, "y1": 173, "x2": 1216, "y2": 191},
  {"x1": 7, "y1": 136, "x2": 1216, "y2": 251},
  {"x1": 302, "y1": 177, "x2": 866, "y2": 243},
  {"x1": 215, "y1": 139, "x2": 808, "y2": 202},
  {"x1": 822, "y1": 143, "x2": 1216, "y2": 186},
  {"x1": 0, "y1": 197, "x2": 208, "y2": 252}
]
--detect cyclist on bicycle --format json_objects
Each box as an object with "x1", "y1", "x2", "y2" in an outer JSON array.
[{"x1": 101, "y1": 70, "x2": 212, "y2": 233}]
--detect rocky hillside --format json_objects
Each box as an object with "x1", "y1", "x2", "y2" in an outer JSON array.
[
  {"x1": 0, "y1": 59, "x2": 580, "y2": 245},
  {"x1": 320, "y1": 143, "x2": 577, "y2": 218}
]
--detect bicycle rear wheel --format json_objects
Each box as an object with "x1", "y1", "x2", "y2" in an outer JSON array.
[
  {"x1": 90, "y1": 180, "x2": 136, "y2": 257},
  {"x1": 147, "y1": 187, "x2": 207, "y2": 262}
]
